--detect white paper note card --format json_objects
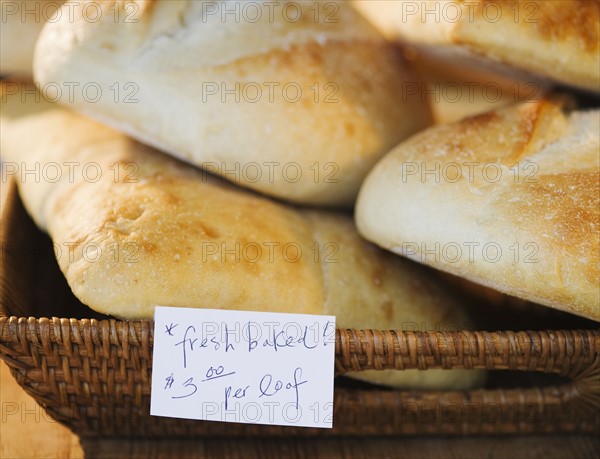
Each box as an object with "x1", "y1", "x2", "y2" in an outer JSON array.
[{"x1": 151, "y1": 307, "x2": 336, "y2": 428}]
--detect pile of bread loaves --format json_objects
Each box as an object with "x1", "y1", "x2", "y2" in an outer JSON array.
[{"x1": 1, "y1": 1, "x2": 598, "y2": 391}]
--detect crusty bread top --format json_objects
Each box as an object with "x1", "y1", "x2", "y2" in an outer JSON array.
[
  {"x1": 356, "y1": 98, "x2": 600, "y2": 321},
  {"x1": 0, "y1": 84, "x2": 470, "y2": 329},
  {"x1": 1, "y1": 104, "x2": 323, "y2": 317},
  {"x1": 36, "y1": 0, "x2": 381, "y2": 69},
  {"x1": 33, "y1": 0, "x2": 432, "y2": 206},
  {"x1": 1, "y1": 85, "x2": 484, "y2": 389},
  {"x1": 353, "y1": 0, "x2": 600, "y2": 92}
]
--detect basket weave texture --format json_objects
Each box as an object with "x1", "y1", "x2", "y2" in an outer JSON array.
[{"x1": 1, "y1": 179, "x2": 599, "y2": 437}]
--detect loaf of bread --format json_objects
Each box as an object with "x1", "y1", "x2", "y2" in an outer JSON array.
[
  {"x1": 33, "y1": 0, "x2": 431, "y2": 206},
  {"x1": 0, "y1": 0, "x2": 63, "y2": 77},
  {"x1": 1, "y1": 86, "x2": 483, "y2": 389},
  {"x1": 356, "y1": 98, "x2": 600, "y2": 321},
  {"x1": 353, "y1": 0, "x2": 600, "y2": 93}
]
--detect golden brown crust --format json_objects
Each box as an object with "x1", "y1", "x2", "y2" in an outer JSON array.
[
  {"x1": 501, "y1": 171, "x2": 600, "y2": 291},
  {"x1": 454, "y1": 1, "x2": 600, "y2": 91},
  {"x1": 524, "y1": 0, "x2": 599, "y2": 52},
  {"x1": 356, "y1": 99, "x2": 600, "y2": 321},
  {"x1": 354, "y1": 0, "x2": 600, "y2": 92},
  {"x1": 455, "y1": 0, "x2": 600, "y2": 52},
  {"x1": 34, "y1": 0, "x2": 431, "y2": 206},
  {"x1": 1, "y1": 89, "x2": 482, "y2": 389}
]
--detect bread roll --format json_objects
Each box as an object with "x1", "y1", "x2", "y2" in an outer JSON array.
[
  {"x1": 33, "y1": 0, "x2": 431, "y2": 206},
  {"x1": 0, "y1": 0, "x2": 63, "y2": 78},
  {"x1": 356, "y1": 98, "x2": 600, "y2": 322},
  {"x1": 1, "y1": 86, "x2": 482, "y2": 389},
  {"x1": 353, "y1": 0, "x2": 600, "y2": 93}
]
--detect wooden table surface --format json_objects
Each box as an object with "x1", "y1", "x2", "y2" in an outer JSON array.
[{"x1": 1, "y1": 361, "x2": 598, "y2": 459}]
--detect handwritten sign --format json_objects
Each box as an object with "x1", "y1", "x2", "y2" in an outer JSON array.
[{"x1": 150, "y1": 307, "x2": 336, "y2": 428}]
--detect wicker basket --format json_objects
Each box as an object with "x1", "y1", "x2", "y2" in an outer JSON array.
[{"x1": 1, "y1": 178, "x2": 599, "y2": 437}]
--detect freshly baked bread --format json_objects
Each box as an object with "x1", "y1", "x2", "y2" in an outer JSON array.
[
  {"x1": 1, "y1": 86, "x2": 482, "y2": 389},
  {"x1": 0, "y1": 0, "x2": 63, "y2": 77},
  {"x1": 33, "y1": 0, "x2": 431, "y2": 206},
  {"x1": 353, "y1": 0, "x2": 600, "y2": 93},
  {"x1": 356, "y1": 98, "x2": 600, "y2": 321}
]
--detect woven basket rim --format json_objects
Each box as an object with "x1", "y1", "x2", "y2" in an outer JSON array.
[{"x1": 2, "y1": 177, "x2": 599, "y2": 437}]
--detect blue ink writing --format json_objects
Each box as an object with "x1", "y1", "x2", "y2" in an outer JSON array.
[
  {"x1": 225, "y1": 325, "x2": 235, "y2": 352},
  {"x1": 262, "y1": 328, "x2": 298, "y2": 352},
  {"x1": 172, "y1": 377, "x2": 197, "y2": 399},
  {"x1": 258, "y1": 367, "x2": 307, "y2": 410},
  {"x1": 322, "y1": 321, "x2": 333, "y2": 347},
  {"x1": 202, "y1": 365, "x2": 236, "y2": 382},
  {"x1": 298, "y1": 326, "x2": 317, "y2": 350},
  {"x1": 247, "y1": 321, "x2": 258, "y2": 352},
  {"x1": 165, "y1": 323, "x2": 178, "y2": 336},
  {"x1": 224, "y1": 384, "x2": 250, "y2": 410},
  {"x1": 175, "y1": 325, "x2": 197, "y2": 369}
]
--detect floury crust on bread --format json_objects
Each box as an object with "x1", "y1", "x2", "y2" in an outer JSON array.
[
  {"x1": 353, "y1": 0, "x2": 600, "y2": 93},
  {"x1": 33, "y1": 0, "x2": 432, "y2": 206},
  {"x1": 356, "y1": 98, "x2": 600, "y2": 322},
  {"x1": 0, "y1": 87, "x2": 483, "y2": 390}
]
